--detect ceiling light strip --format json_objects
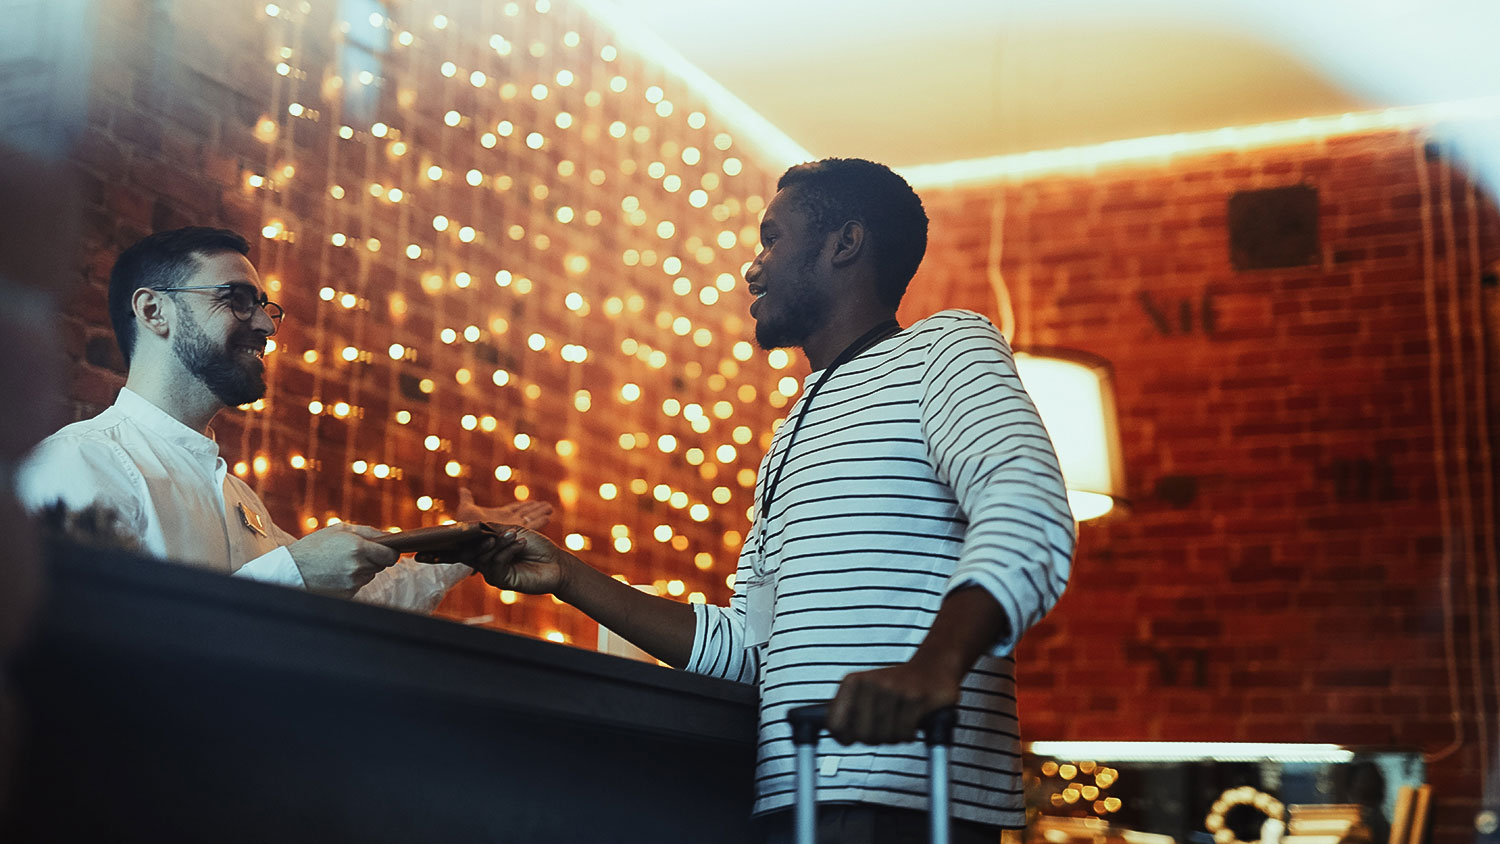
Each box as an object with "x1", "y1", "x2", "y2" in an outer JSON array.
[
  {"x1": 901, "y1": 96, "x2": 1500, "y2": 189},
  {"x1": 574, "y1": 0, "x2": 813, "y2": 168}
]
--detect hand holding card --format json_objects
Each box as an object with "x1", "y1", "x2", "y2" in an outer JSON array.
[{"x1": 375, "y1": 522, "x2": 499, "y2": 556}]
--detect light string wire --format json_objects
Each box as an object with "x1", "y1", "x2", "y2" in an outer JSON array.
[
  {"x1": 285, "y1": 9, "x2": 327, "y2": 524},
  {"x1": 455, "y1": 0, "x2": 484, "y2": 521},
  {"x1": 300, "y1": 8, "x2": 341, "y2": 529},
  {"x1": 986, "y1": 4, "x2": 1018, "y2": 347},
  {"x1": 422, "y1": 0, "x2": 457, "y2": 523},
  {"x1": 479, "y1": 0, "x2": 509, "y2": 548},
  {"x1": 252, "y1": 25, "x2": 292, "y2": 500},
  {"x1": 1438, "y1": 143, "x2": 1491, "y2": 777},
  {"x1": 1415, "y1": 135, "x2": 1467, "y2": 765},
  {"x1": 987, "y1": 189, "x2": 1017, "y2": 343},
  {"x1": 1464, "y1": 176, "x2": 1500, "y2": 775},
  {"x1": 338, "y1": 40, "x2": 381, "y2": 524},
  {"x1": 246, "y1": 7, "x2": 299, "y2": 494},
  {"x1": 378, "y1": 9, "x2": 419, "y2": 531}
]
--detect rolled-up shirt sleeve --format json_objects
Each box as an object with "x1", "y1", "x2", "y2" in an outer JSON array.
[
  {"x1": 233, "y1": 545, "x2": 305, "y2": 587},
  {"x1": 684, "y1": 526, "x2": 761, "y2": 684},
  {"x1": 918, "y1": 313, "x2": 1075, "y2": 655}
]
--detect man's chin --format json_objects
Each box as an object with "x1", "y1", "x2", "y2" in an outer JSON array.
[
  {"x1": 754, "y1": 310, "x2": 803, "y2": 351},
  {"x1": 754, "y1": 322, "x2": 798, "y2": 352},
  {"x1": 213, "y1": 375, "x2": 267, "y2": 408}
]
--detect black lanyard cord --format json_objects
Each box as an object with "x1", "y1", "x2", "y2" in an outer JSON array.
[{"x1": 754, "y1": 318, "x2": 902, "y2": 567}]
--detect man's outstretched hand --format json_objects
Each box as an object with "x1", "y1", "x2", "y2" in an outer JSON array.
[
  {"x1": 452, "y1": 526, "x2": 573, "y2": 596},
  {"x1": 455, "y1": 487, "x2": 552, "y2": 531}
]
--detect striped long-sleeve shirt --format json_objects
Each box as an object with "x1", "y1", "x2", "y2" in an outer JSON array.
[{"x1": 686, "y1": 309, "x2": 1075, "y2": 828}]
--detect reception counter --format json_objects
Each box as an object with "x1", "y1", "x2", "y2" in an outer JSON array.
[{"x1": 3, "y1": 541, "x2": 759, "y2": 842}]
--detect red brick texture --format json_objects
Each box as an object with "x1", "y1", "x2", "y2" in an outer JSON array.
[{"x1": 902, "y1": 135, "x2": 1500, "y2": 841}]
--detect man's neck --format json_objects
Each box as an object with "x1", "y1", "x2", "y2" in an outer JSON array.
[
  {"x1": 800, "y1": 304, "x2": 899, "y2": 371},
  {"x1": 124, "y1": 365, "x2": 223, "y2": 434}
]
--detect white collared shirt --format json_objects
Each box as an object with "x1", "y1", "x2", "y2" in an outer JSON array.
[{"x1": 15, "y1": 387, "x2": 466, "y2": 611}]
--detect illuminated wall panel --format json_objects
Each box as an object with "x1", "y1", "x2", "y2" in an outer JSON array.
[{"x1": 158, "y1": 0, "x2": 798, "y2": 643}]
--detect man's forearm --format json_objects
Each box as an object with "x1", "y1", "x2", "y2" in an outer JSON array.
[
  {"x1": 556, "y1": 555, "x2": 698, "y2": 667},
  {"x1": 909, "y1": 585, "x2": 1012, "y2": 682}
]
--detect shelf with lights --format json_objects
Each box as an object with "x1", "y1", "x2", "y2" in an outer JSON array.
[{"x1": 1024, "y1": 742, "x2": 1424, "y2": 844}]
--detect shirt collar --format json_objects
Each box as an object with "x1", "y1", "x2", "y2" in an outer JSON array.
[{"x1": 114, "y1": 387, "x2": 222, "y2": 461}]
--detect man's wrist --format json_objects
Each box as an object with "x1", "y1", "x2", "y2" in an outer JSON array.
[
  {"x1": 552, "y1": 551, "x2": 584, "y2": 603},
  {"x1": 909, "y1": 642, "x2": 974, "y2": 686},
  {"x1": 909, "y1": 586, "x2": 1010, "y2": 685}
]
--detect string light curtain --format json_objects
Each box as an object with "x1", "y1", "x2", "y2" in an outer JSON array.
[{"x1": 240, "y1": 0, "x2": 796, "y2": 643}]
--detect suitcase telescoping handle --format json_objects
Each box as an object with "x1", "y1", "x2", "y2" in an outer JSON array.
[{"x1": 786, "y1": 704, "x2": 958, "y2": 844}]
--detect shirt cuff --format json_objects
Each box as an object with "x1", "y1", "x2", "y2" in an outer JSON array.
[
  {"x1": 682, "y1": 602, "x2": 715, "y2": 675},
  {"x1": 232, "y1": 546, "x2": 306, "y2": 589}
]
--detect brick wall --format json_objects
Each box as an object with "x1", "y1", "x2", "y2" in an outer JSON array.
[{"x1": 902, "y1": 135, "x2": 1500, "y2": 842}]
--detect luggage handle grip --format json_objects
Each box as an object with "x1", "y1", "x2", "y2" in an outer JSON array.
[{"x1": 788, "y1": 703, "x2": 957, "y2": 746}]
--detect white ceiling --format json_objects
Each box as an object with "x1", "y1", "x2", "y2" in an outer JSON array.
[{"x1": 603, "y1": 0, "x2": 1500, "y2": 170}]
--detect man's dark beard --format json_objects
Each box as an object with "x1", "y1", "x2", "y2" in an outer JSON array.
[
  {"x1": 754, "y1": 249, "x2": 831, "y2": 351},
  {"x1": 172, "y1": 307, "x2": 266, "y2": 407}
]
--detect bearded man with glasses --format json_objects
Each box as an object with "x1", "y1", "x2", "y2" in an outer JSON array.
[{"x1": 16, "y1": 226, "x2": 547, "y2": 609}]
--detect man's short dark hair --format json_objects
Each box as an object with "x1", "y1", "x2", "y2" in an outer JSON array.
[
  {"x1": 108, "y1": 226, "x2": 250, "y2": 365},
  {"x1": 776, "y1": 158, "x2": 928, "y2": 308}
]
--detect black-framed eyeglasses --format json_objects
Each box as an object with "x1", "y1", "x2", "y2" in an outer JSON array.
[{"x1": 152, "y1": 283, "x2": 286, "y2": 335}]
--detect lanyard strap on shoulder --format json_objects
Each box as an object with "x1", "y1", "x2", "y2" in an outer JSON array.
[{"x1": 753, "y1": 319, "x2": 901, "y2": 572}]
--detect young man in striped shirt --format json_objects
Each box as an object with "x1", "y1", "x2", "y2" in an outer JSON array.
[{"x1": 472, "y1": 158, "x2": 1075, "y2": 843}]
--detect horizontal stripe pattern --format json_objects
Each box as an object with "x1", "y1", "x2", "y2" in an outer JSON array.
[{"x1": 686, "y1": 310, "x2": 1073, "y2": 828}]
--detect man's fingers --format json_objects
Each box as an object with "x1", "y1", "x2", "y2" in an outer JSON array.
[
  {"x1": 889, "y1": 697, "x2": 922, "y2": 744},
  {"x1": 850, "y1": 681, "x2": 884, "y2": 744},
  {"x1": 895, "y1": 699, "x2": 925, "y2": 743},
  {"x1": 361, "y1": 538, "x2": 400, "y2": 567},
  {"x1": 522, "y1": 502, "x2": 553, "y2": 527},
  {"x1": 471, "y1": 539, "x2": 529, "y2": 589},
  {"x1": 341, "y1": 524, "x2": 399, "y2": 567},
  {"x1": 494, "y1": 501, "x2": 530, "y2": 521},
  {"x1": 346, "y1": 524, "x2": 388, "y2": 541},
  {"x1": 479, "y1": 537, "x2": 527, "y2": 571},
  {"x1": 828, "y1": 672, "x2": 937, "y2": 745},
  {"x1": 827, "y1": 676, "x2": 858, "y2": 744}
]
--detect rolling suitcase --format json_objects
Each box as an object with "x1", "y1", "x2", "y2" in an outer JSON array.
[{"x1": 787, "y1": 704, "x2": 958, "y2": 844}]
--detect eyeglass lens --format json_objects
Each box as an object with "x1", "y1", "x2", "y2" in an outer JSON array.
[{"x1": 225, "y1": 285, "x2": 283, "y2": 322}]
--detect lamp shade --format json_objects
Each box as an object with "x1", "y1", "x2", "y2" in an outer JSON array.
[{"x1": 1013, "y1": 351, "x2": 1125, "y2": 521}]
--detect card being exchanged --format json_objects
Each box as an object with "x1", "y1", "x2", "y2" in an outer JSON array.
[{"x1": 375, "y1": 522, "x2": 501, "y2": 555}]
